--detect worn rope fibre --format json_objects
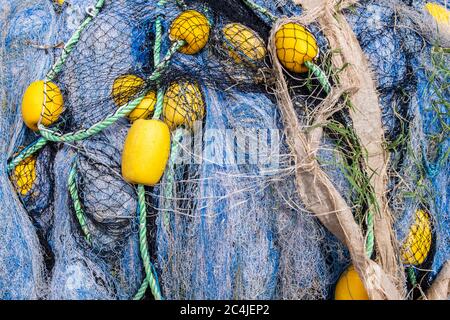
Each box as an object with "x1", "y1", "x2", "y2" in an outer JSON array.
[
  {"x1": 6, "y1": 0, "x2": 190, "y2": 300},
  {"x1": 243, "y1": 0, "x2": 373, "y2": 261}
]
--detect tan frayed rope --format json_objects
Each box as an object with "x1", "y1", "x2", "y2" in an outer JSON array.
[{"x1": 268, "y1": 1, "x2": 404, "y2": 299}]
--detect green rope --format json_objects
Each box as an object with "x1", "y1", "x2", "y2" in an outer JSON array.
[
  {"x1": 163, "y1": 128, "x2": 183, "y2": 229},
  {"x1": 175, "y1": 0, "x2": 187, "y2": 9},
  {"x1": 7, "y1": 137, "x2": 48, "y2": 172},
  {"x1": 9, "y1": 0, "x2": 174, "y2": 302},
  {"x1": 132, "y1": 0, "x2": 169, "y2": 300},
  {"x1": 241, "y1": 0, "x2": 276, "y2": 22},
  {"x1": 68, "y1": 161, "x2": 92, "y2": 245},
  {"x1": 38, "y1": 40, "x2": 184, "y2": 142},
  {"x1": 46, "y1": 0, "x2": 106, "y2": 82},
  {"x1": 365, "y1": 210, "x2": 375, "y2": 257},
  {"x1": 408, "y1": 266, "x2": 417, "y2": 287},
  {"x1": 137, "y1": 184, "x2": 163, "y2": 300},
  {"x1": 304, "y1": 61, "x2": 332, "y2": 94},
  {"x1": 133, "y1": 278, "x2": 149, "y2": 300},
  {"x1": 305, "y1": 57, "x2": 377, "y2": 260},
  {"x1": 152, "y1": 14, "x2": 165, "y2": 120}
]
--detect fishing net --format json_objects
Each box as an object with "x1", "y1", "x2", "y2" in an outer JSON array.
[{"x1": 0, "y1": 0, "x2": 448, "y2": 300}]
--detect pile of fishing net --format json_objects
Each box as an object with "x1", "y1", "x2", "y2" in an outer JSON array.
[{"x1": 0, "y1": 0, "x2": 448, "y2": 300}]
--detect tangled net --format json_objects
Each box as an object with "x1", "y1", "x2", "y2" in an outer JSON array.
[{"x1": 0, "y1": 0, "x2": 448, "y2": 300}]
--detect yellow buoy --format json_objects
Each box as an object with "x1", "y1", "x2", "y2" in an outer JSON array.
[
  {"x1": 163, "y1": 81, "x2": 205, "y2": 130},
  {"x1": 222, "y1": 23, "x2": 266, "y2": 64},
  {"x1": 401, "y1": 209, "x2": 432, "y2": 266},
  {"x1": 121, "y1": 119, "x2": 171, "y2": 186},
  {"x1": 425, "y1": 3, "x2": 450, "y2": 25},
  {"x1": 12, "y1": 155, "x2": 37, "y2": 196},
  {"x1": 128, "y1": 90, "x2": 157, "y2": 122},
  {"x1": 112, "y1": 74, "x2": 145, "y2": 107},
  {"x1": 21, "y1": 80, "x2": 64, "y2": 131},
  {"x1": 169, "y1": 10, "x2": 210, "y2": 55},
  {"x1": 275, "y1": 23, "x2": 319, "y2": 73},
  {"x1": 335, "y1": 265, "x2": 369, "y2": 300}
]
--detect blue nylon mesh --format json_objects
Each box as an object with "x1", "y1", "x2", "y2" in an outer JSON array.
[{"x1": 0, "y1": 0, "x2": 448, "y2": 299}]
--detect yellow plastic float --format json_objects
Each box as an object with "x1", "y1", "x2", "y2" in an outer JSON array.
[
  {"x1": 128, "y1": 91, "x2": 157, "y2": 122},
  {"x1": 334, "y1": 265, "x2": 369, "y2": 300},
  {"x1": 401, "y1": 209, "x2": 432, "y2": 266},
  {"x1": 121, "y1": 119, "x2": 171, "y2": 186},
  {"x1": 163, "y1": 81, "x2": 205, "y2": 130},
  {"x1": 222, "y1": 23, "x2": 266, "y2": 64},
  {"x1": 112, "y1": 74, "x2": 157, "y2": 121},
  {"x1": 169, "y1": 10, "x2": 210, "y2": 55},
  {"x1": 12, "y1": 155, "x2": 37, "y2": 196},
  {"x1": 21, "y1": 80, "x2": 64, "y2": 131},
  {"x1": 275, "y1": 22, "x2": 319, "y2": 73}
]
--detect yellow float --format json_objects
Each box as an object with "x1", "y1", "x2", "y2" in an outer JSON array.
[
  {"x1": 163, "y1": 81, "x2": 205, "y2": 130},
  {"x1": 128, "y1": 90, "x2": 157, "y2": 122},
  {"x1": 169, "y1": 10, "x2": 210, "y2": 55},
  {"x1": 275, "y1": 23, "x2": 319, "y2": 73},
  {"x1": 222, "y1": 23, "x2": 266, "y2": 64},
  {"x1": 112, "y1": 75, "x2": 157, "y2": 121},
  {"x1": 12, "y1": 155, "x2": 37, "y2": 196},
  {"x1": 401, "y1": 209, "x2": 432, "y2": 266},
  {"x1": 21, "y1": 80, "x2": 64, "y2": 131},
  {"x1": 425, "y1": 2, "x2": 450, "y2": 25},
  {"x1": 121, "y1": 119, "x2": 171, "y2": 186},
  {"x1": 334, "y1": 265, "x2": 369, "y2": 300}
]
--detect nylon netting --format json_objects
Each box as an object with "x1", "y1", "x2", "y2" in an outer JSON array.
[{"x1": 0, "y1": 0, "x2": 448, "y2": 300}]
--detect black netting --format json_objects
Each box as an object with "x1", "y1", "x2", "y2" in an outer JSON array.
[
  {"x1": 275, "y1": 22, "x2": 319, "y2": 74},
  {"x1": 162, "y1": 80, "x2": 205, "y2": 130}
]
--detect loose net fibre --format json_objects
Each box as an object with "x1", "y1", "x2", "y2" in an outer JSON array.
[{"x1": 0, "y1": 0, "x2": 448, "y2": 300}]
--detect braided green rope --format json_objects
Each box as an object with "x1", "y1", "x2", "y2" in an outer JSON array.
[
  {"x1": 133, "y1": 279, "x2": 149, "y2": 300},
  {"x1": 305, "y1": 63, "x2": 372, "y2": 258},
  {"x1": 46, "y1": 0, "x2": 106, "y2": 82},
  {"x1": 152, "y1": 14, "x2": 165, "y2": 120},
  {"x1": 38, "y1": 40, "x2": 184, "y2": 143},
  {"x1": 408, "y1": 266, "x2": 417, "y2": 287},
  {"x1": 163, "y1": 129, "x2": 183, "y2": 229},
  {"x1": 68, "y1": 161, "x2": 92, "y2": 245},
  {"x1": 305, "y1": 52, "x2": 376, "y2": 260},
  {"x1": 132, "y1": 1, "x2": 171, "y2": 300},
  {"x1": 8, "y1": 1, "x2": 106, "y2": 172},
  {"x1": 304, "y1": 61, "x2": 332, "y2": 94},
  {"x1": 137, "y1": 184, "x2": 163, "y2": 300},
  {"x1": 7, "y1": 137, "x2": 48, "y2": 172},
  {"x1": 241, "y1": 0, "x2": 276, "y2": 22}
]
